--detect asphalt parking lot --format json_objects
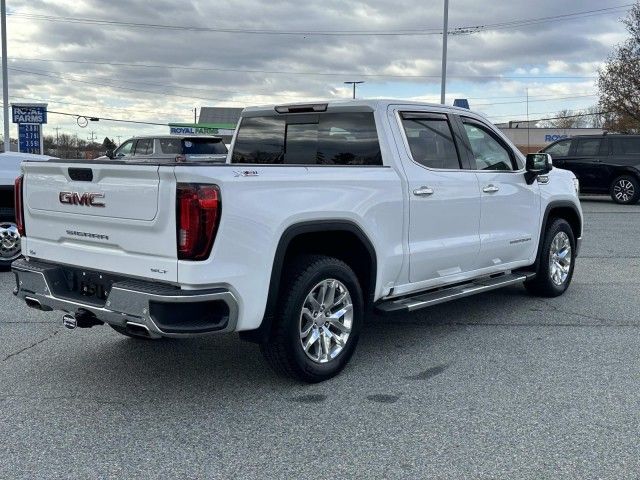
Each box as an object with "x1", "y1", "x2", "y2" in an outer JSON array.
[{"x1": 1, "y1": 196, "x2": 639, "y2": 479}]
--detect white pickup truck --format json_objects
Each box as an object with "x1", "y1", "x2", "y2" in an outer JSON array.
[{"x1": 12, "y1": 100, "x2": 583, "y2": 382}]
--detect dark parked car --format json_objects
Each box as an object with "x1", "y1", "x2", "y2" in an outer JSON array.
[{"x1": 541, "y1": 134, "x2": 640, "y2": 204}]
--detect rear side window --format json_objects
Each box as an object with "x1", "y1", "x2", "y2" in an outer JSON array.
[
  {"x1": 134, "y1": 139, "x2": 153, "y2": 155},
  {"x1": 574, "y1": 138, "x2": 602, "y2": 156},
  {"x1": 400, "y1": 114, "x2": 460, "y2": 169},
  {"x1": 543, "y1": 139, "x2": 571, "y2": 158},
  {"x1": 611, "y1": 137, "x2": 640, "y2": 154},
  {"x1": 231, "y1": 112, "x2": 382, "y2": 165},
  {"x1": 159, "y1": 138, "x2": 182, "y2": 154}
]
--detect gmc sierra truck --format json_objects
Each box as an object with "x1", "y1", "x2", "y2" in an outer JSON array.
[{"x1": 12, "y1": 100, "x2": 583, "y2": 382}]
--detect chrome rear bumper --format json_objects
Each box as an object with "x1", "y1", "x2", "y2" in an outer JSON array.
[{"x1": 12, "y1": 258, "x2": 238, "y2": 338}]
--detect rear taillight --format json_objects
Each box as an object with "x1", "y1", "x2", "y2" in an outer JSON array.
[
  {"x1": 176, "y1": 183, "x2": 221, "y2": 260},
  {"x1": 14, "y1": 175, "x2": 25, "y2": 236}
]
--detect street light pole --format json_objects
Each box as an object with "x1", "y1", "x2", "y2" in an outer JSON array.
[
  {"x1": 440, "y1": 0, "x2": 449, "y2": 105},
  {"x1": 344, "y1": 81, "x2": 364, "y2": 99},
  {"x1": 1, "y1": 0, "x2": 10, "y2": 151}
]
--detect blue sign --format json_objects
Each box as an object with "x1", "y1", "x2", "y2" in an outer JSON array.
[
  {"x1": 12, "y1": 105, "x2": 47, "y2": 124},
  {"x1": 544, "y1": 134, "x2": 569, "y2": 142},
  {"x1": 19, "y1": 124, "x2": 42, "y2": 154}
]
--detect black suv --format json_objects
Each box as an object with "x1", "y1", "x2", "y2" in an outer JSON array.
[{"x1": 541, "y1": 134, "x2": 640, "y2": 204}]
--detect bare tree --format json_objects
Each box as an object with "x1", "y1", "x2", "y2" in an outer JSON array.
[
  {"x1": 598, "y1": 3, "x2": 640, "y2": 133},
  {"x1": 540, "y1": 109, "x2": 584, "y2": 128}
]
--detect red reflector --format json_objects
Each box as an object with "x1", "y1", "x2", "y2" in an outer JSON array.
[
  {"x1": 14, "y1": 175, "x2": 25, "y2": 236},
  {"x1": 176, "y1": 183, "x2": 220, "y2": 260}
]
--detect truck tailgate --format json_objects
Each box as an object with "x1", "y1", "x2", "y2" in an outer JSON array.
[{"x1": 21, "y1": 161, "x2": 179, "y2": 282}]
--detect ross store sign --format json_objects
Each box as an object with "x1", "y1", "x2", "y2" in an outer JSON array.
[{"x1": 12, "y1": 104, "x2": 48, "y2": 124}]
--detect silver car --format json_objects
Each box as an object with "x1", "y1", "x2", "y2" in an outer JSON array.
[{"x1": 107, "y1": 135, "x2": 228, "y2": 163}]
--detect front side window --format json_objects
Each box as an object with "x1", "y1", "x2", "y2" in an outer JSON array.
[
  {"x1": 231, "y1": 112, "x2": 382, "y2": 165},
  {"x1": 134, "y1": 139, "x2": 153, "y2": 156},
  {"x1": 400, "y1": 114, "x2": 460, "y2": 169},
  {"x1": 115, "y1": 140, "x2": 134, "y2": 157},
  {"x1": 543, "y1": 139, "x2": 571, "y2": 158},
  {"x1": 574, "y1": 138, "x2": 601, "y2": 156},
  {"x1": 462, "y1": 121, "x2": 514, "y2": 171}
]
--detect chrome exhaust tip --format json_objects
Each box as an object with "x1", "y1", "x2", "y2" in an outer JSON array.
[{"x1": 125, "y1": 322, "x2": 152, "y2": 337}]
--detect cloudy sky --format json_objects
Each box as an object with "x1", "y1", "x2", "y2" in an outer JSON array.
[{"x1": 2, "y1": 0, "x2": 632, "y2": 142}]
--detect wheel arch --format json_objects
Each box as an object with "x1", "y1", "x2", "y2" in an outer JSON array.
[
  {"x1": 240, "y1": 220, "x2": 378, "y2": 343},
  {"x1": 533, "y1": 201, "x2": 582, "y2": 272},
  {"x1": 608, "y1": 167, "x2": 640, "y2": 185}
]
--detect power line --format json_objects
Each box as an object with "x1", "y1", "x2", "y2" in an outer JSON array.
[
  {"x1": 6, "y1": 59, "x2": 597, "y2": 80},
  {"x1": 7, "y1": 4, "x2": 631, "y2": 36}
]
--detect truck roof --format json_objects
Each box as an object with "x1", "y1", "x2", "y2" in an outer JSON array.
[
  {"x1": 243, "y1": 98, "x2": 482, "y2": 117},
  {"x1": 125, "y1": 135, "x2": 223, "y2": 141}
]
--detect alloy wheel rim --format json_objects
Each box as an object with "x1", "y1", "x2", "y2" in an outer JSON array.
[
  {"x1": 0, "y1": 222, "x2": 21, "y2": 261},
  {"x1": 614, "y1": 179, "x2": 635, "y2": 203},
  {"x1": 549, "y1": 231, "x2": 571, "y2": 286},
  {"x1": 299, "y1": 278, "x2": 353, "y2": 364}
]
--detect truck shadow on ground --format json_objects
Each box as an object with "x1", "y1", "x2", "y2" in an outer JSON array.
[{"x1": 37, "y1": 283, "x2": 559, "y2": 403}]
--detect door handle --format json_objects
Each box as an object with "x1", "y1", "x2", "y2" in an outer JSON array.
[
  {"x1": 413, "y1": 186, "x2": 434, "y2": 196},
  {"x1": 482, "y1": 184, "x2": 499, "y2": 193}
]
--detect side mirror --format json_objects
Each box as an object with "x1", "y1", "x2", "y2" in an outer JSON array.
[{"x1": 525, "y1": 153, "x2": 553, "y2": 184}]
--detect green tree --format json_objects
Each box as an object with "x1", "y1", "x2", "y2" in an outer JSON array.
[{"x1": 598, "y1": 3, "x2": 640, "y2": 133}]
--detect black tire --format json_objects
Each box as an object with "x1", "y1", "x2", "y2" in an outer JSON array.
[
  {"x1": 0, "y1": 218, "x2": 20, "y2": 271},
  {"x1": 109, "y1": 324, "x2": 160, "y2": 340},
  {"x1": 525, "y1": 218, "x2": 576, "y2": 297},
  {"x1": 260, "y1": 255, "x2": 363, "y2": 383},
  {"x1": 610, "y1": 175, "x2": 640, "y2": 205}
]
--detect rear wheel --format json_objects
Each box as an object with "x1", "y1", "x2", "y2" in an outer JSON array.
[
  {"x1": 260, "y1": 255, "x2": 363, "y2": 383},
  {"x1": 610, "y1": 175, "x2": 640, "y2": 205},
  {"x1": 525, "y1": 218, "x2": 576, "y2": 297}
]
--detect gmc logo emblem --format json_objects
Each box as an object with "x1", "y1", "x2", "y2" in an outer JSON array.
[{"x1": 59, "y1": 192, "x2": 105, "y2": 207}]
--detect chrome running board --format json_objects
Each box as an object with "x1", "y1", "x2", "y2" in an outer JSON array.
[{"x1": 376, "y1": 273, "x2": 530, "y2": 314}]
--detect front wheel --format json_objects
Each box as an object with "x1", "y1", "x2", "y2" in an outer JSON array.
[
  {"x1": 525, "y1": 218, "x2": 576, "y2": 297},
  {"x1": 261, "y1": 255, "x2": 363, "y2": 383},
  {"x1": 610, "y1": 175, "x2": 640, "y2": 205}
]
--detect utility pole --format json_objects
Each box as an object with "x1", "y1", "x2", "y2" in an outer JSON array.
[
  {"x1": 54, "y1": 126, "x2": 61, "y2": 146},
  {"x1": 117, "y1": 135, "x2": 122, "y2": 145},
  {"x1": 193, "y1": 107, "x2": 197, "y2": 124},
  {"x1": 87, "y1": 131, "x2": 97, "y2": 143},
  {"x1": 1, "y1": 0, "x2": 10, "y2": 152},
  {"x1": 526, "y1": 88, "x2": 530, "y2": 153},
  {"x1": 440, "y1": 0, "x2": 449, "y2": 105},
  {"x1": 344, "y1": 81, "x2": 364, "y2": 99}
]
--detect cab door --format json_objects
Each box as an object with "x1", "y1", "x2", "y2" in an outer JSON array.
[
  {"x1": 457, "y1": 116, "x2": 540, "y2": 268},
  {"x1": 392, "y1": 109, "x2": 482, "y2": 283}
]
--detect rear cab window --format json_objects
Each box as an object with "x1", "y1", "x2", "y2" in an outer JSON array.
[{"x1": 231, "y1": 111, "x2": 382, "y2": 165}]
